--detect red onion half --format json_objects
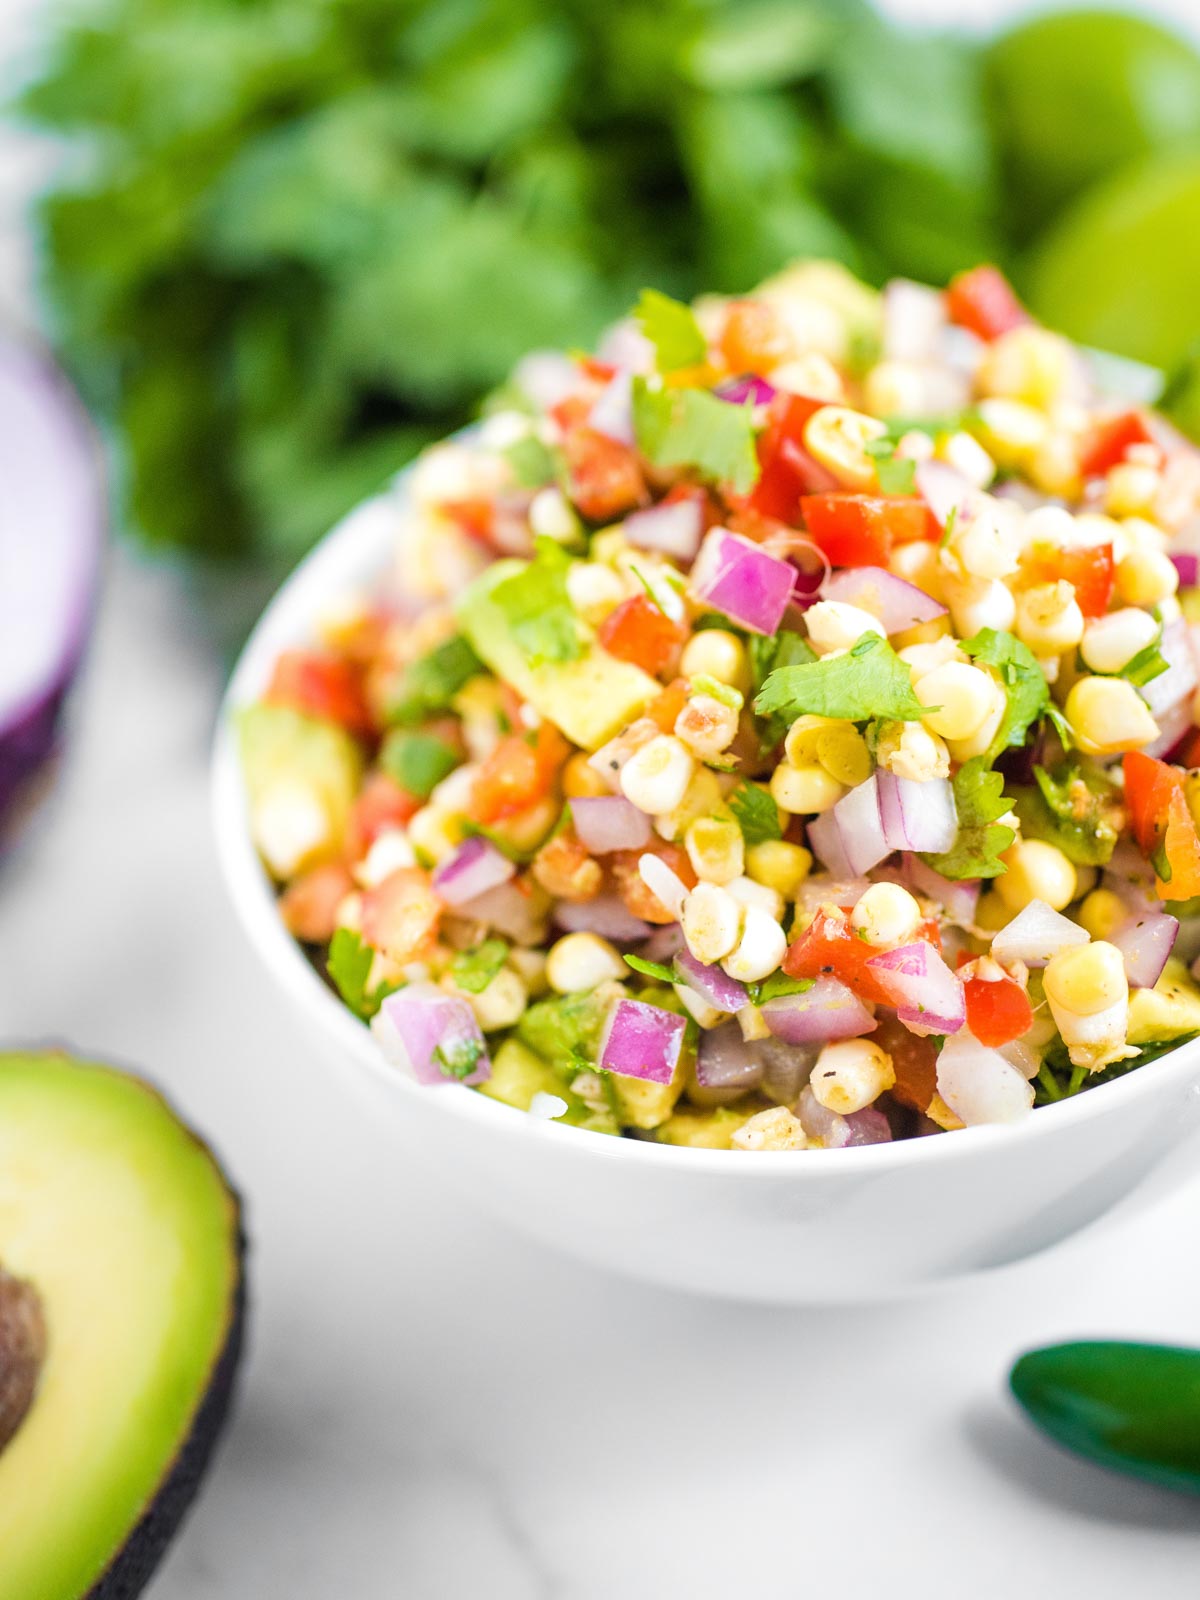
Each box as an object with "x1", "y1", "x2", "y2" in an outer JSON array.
[
  {"x1": 689, "y1": 527, "x2": 796, "y2": 636},
  {"x1": 761, "y1": 976, "x2": 877, "y2": 1043},
  {"x1": 822, "y1": 567, "x2": 947, "y2": 634},
  {"x1": 598, "y1": 998, "x2": 687, "y2": 1084},
  {"x1": 865, "y1": 941, "x2": 965, "y2": 1035},
  {"x1": 432, "y1": 836, "x2": 515, "y2": 906},
  {"x1": 569, "y1": 796, "x2": 651, "y2": 854},
  {"x1": 1112, "y1": 912, "x2": 1178, "y2": 989}
]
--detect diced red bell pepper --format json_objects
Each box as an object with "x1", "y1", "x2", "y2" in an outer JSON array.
[
  {"x1": 347, "y1": 771, "x2": 421, "y2": 860},
  {"x1": 1024, "y1": 543, "x2": 1115, "y2": 619},
  {"x1": 747, "y1": 394, "x2": 838, "y2": 524},
  {"x1": 1123, "y1": 751, "x2": 1200, "y2": 901},
  {"x1": 265, "y1": 649, "x2": 373, "y2": 736},
  {"x1": 800, "y1": 493, "x2": 937, "y2": 567},
  {"x1": 360, "y1": 867, "x2": 442, "y2": 964},
  {"x1": 945, "y1": 265, "x2": 1029, "y2": 342},
  {"x1": 562, "y1": 426, "x2": 647, "y2": 522},
  {"x1": 782, "y1": 906, "x2": 940, "y2": 1005},
  {"x1": 279, "y1": 862, "x2": 355, "y2": 944},
  {"x1": 1081, "y1": 411, "x2": 1155, "y2": 479},
  {"x1": 599, "y1": 594, "x2": 685, "y2": 677},
  {"x1": 645, "y1": 678, "x2": 690, "y2": 734},
  {"x1": 963, "y1": 972, "x2": 1035, "y2": 1048},
  {"x1": 470, "y1": 722, "x2": 569, "y2": 825}
]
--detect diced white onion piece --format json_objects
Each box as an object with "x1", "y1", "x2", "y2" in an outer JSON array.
[
  {"x1": 936, "y1": 1029, "x2": 1034, "y2": 1126},
  {"x1": 990, "y1": 900, "x2": 1089, "y2": 968}
]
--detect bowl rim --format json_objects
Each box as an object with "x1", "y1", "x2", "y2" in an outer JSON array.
[{"x1": 210, "y1": 463, "x2": 1200, "y2": 1177}]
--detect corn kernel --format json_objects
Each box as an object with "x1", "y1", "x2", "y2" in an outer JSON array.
[
  {"x1": 732, "y1": 1106, "x2": 809, "y2": 1152},
  {"x1": 939, "y1": 430, "x2": 996, "y2": 489},
  {"x1": 407, "y1": 804, "x2": 464, "y2": 865},
  {"x1": 948, "y1": 505, "x2": 1020, "y2": 581},
  {"x1": 996, "y1": 839, "x2": 1077, "y2": 913},
  {"x1": 913, "y1": 661, "x2": 1001, "y2": 742},
  {"x1": 810, "y1": 1039, "x2": 896, "y2": 1115},
  {"x1": 815, "y1": 724, "x2": 872, "y2": 787},
  {"x1": 1015, "y1": 581, "x2": 1085, "y2": 655},
  {"x1": 1065, "y1": 676, "x2": 1159, "y2": 756},
  {"x1": 898, "y1": 637, "x2": 964, "y2": 676},
  {"x1": 674, "y1": 695, "x2": 739, "y2": 760},
  {"x1": 1043, "y1": 940, "x2": 1126, "y2": 1017},
  {"x1": 1105, "y1": 462, "x2": 1161, "y2": 519},
  {"x1": 1114, "y1": 547, "x2": 1178, "y2": 607},
  {"x1": 745, "y1": 840, "x2": 813, "y2": 898},
  {"x1": 1079, "y1": 609, "x2": 1160, "y2": 675},
  {"x1": 682, "y1": 882, "x2": 742, "y2": 964},
  {"x1": 620, "y1": 735, "x2": 696, "y2": 815},
  {"x1": 874, "y1": 722, "x2": 951, "y2": 783},
  {"x1": 685, "y1": 815, "x2": 745, "y2": 886},
  {"x1": 850, "y1": 882, "x2": 922, "y2": 949},
  {"x1": 974, "y1": 398, "x2": 1049, "y2": 469},
  {"x1": 975, "y1": 891, "x2": 1012, "y2": 932},
  {"x1": 1028, "y1": 430, "x2": 1083, "y2": 499},
  {"x1": 889, "y1": 539, "x2": 946, "y2": 600},
  {"x1": 803, "y1": 405, "x2": 888, "y2": 491},
  {"x1": 770, "y1": 761, "x2": 845, "y2": 815},
  {"x1": 680, "y1": 629, "x2": 751, "y2": 693},
  {"x1": 976, "y1": 326, "x2": 1076, "y2": 410},
  {"x1": 1077, "y1": 888, "x2": 1127, "y2": 943},
  {"x1": 804, "y1": 600, "x2": 886, "y2": 656},
  {"x1": 652, "y1": 767, "x2": 725, "y2": 843},
  {"x1": 464, "y1": 967, "x2": 529, "y2": 1030},
  {"x1": 565, "y1": 561, "x2": 626, "y2": 625},
  {"x1": 722, "y1": 904, "x2": 789, "y2": 983},
  {"x1": 785, "y1": 714, "x2": 839, "y2": 766},
  {"x1": 770, "y1": 351, "x2": 847, "y2": 401},
  {"x1": 546, "y1": 932, "x2": 627, "y2": 995},
  {"x1": 943, "y1": 572, "x2": 1018, "y2": 638}
]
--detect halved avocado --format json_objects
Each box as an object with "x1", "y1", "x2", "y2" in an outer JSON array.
[{"x1": 0, "y1": 1051, "x2": 245, "y2": 1600}]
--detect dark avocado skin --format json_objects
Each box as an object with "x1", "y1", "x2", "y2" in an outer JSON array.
[
  {"x1": 87, "y1": 1220, "x2": 247, "y2": 1600},
  {"x1": 1011, "y1": 1340, "x2": 1200, "y2": 1495}
]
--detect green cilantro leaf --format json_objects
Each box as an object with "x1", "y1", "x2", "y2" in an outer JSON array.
[
  {"x1": 379, "y1": 730, "x2": 459, "y2": 800},
  {"x1": 632, "y1": 378, "x2": 760, "y2": 493},
  {"x1": 755, "y1": 632, "x2": 928, "y2": 725},
  {"x1": 729, "y1": 781, "x2": 782, "y2": 846},
  {"x1": 502, "y1": 434, "x2": 559, "y2": 489},
  {"x1": 1013, "y1": 758, "x2": 1122, "y2": 867},
  {"x1": 386, "y1": 635, "x2": 483, "y2": 726},
  {"x1": 635, "y1": 288, "x2": 708, "y2": 373},
  {"x1": 959, "y1": 629, "x2": 1051, "y2": 762},
  {"x1": 864, "y1": 437, "x2": 916, "y2": 495},
  {"x1": 450, "y1": 938, "x2": 510, "y2": 994},
  {"x1": 434, "y1": 1035, "x2": 485, "y2": 1081},
  {"x1": 920, "y1": 757, "x2": 1015, "y2": 881},
  {"x1": 748, "y1": 628, "x2": 817, "y2": 751},
  {"x1": 624, "y1": 953, "x2": 678, "y2": 983},
  {"x1": 488, "y1": 537, "x2": 583, "y2": 667},
  {"x1": 327, "y1": 928, "x2": 400, "y2": 1022},
  {"x1": 746, "y1": 973, "x2": 813, "y2": 1004}
]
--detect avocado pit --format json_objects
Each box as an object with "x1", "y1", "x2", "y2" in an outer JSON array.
[{"x1": 0, "y1": 1268, "x2": 45, "y2": 1455}]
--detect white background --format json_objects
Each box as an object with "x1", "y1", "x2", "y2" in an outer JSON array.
[{"x1": 3, "y1": 3, "x2": 1200, "y2": 1596}]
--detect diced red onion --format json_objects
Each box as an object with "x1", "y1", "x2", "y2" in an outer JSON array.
[
  {"x1": 715, "y1": 375, "x2": 777, "y2": 407},
  {"x1": 876, "y1": 771, "x2": 957, "y2": 855},
  {"x1": 623, "y1": 497, "x2": 705, "y2": 562},
  {"x1": 569, "y1": 795, "x2": 651, "y2": 854},
  {"x1": 865, "y1": 941, "x2": 965, "y2": 1036},
  {"x1": 638, "y1": 853, "x2": 689, "y2": 920},
  {"x1": 639, "y1": 923, "x2": 685, "y2": 963},
  {"x1": 695, "y1": 1020, "x2": 764, "y2": 1092},
  {"x1": 1140, "y1": 619, "x2": 1197, "y2": 719},
  {"x1": 673, "y1": 948, "x2": 748, "y2": 1014},
  {"x1": 554, "y1": 894, "x2": 653, "y2": 943},
  {"x1": 1143, "y1": 698, "x2": 1193, "y2": 761},
  {"x1": 1112, "y1": 912, "x2": 1178, "y2": 989},
  {"x1": 903, "y1": 857, "x2": 980, "y2": 925},
  {"x1": 589, "y1": 372, "x2": 635, "y2": 446},
  {"x1": 1102, "y1": 840, "x2": 1161, "y2": 916},
  {"x1": 935, "y1": 1029, "x2": 1034, "y2": 1126},
  {"x1": 883, "y1": 278, "x2": 946, "y2": 363},
  {"x1": 805, "y1": 811, "x2": 856, "y2": 879},
  {"x1": 914, "y1": 459, "x2": 976, "y2": 531},
  {"x1": 371, "y1": 984, "x2": 490, "y2": 1086},
  {"x1": 758, "y1": 1037, "x2": 819, "y2": 1105},
  {"x1": 822, "y1": 567, "x2": 947, "y2": 633},
  {"x1": 1171, "y1": 553, "x2": 1199, "y2": 588},
  {"x1": 989, "y1": 899, "x2": 1090, "y2": 968},
  {"x1": 998, "y1": 1036, "x2": 1041, "y2": 1081},
  {"x1": 689, "y1": 527, "x2": 796, "y2": 636},
  {"x1": 512, "y1": 351, "x2": 579, "y2": 411},
  {"x1": 761, "y1": 976, "x2": 877, "y2": 1043},
  {"x1": 832, "y1": 776, "x2": 892, "y2": 877},
  {"x1": 843, "y1": 1107, "x2": 893, "y2": 1146},
  {"x1": 797, "y1": 1084, "x2": 850, "y2": 1147},
  {"x1": 598, "y1": 998, "x2": 687, "y2": 1083},
  {"x1": 432, "y1": 836, "x2": 515, "y2": 906}
]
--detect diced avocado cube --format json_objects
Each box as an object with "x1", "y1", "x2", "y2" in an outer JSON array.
[
  {"x1": 456, "y1": 560, "x2": 658, "y2": 750},
  {"x1": 479, "y1": 1039, "x2": 575, "y2": 1113},
  {"x1": 609, "y1": 1065, "x2": 685, "y2": 1131},
  {"x1": 238, "y1": 703, "x2": 363, "y2": 879},
  {"x1": 1128, "y1": 959, "x2": 1200, "y2": 1044},
  {"x1": 653, "y1": 1103, "x2": 756, "y2": 1149}
]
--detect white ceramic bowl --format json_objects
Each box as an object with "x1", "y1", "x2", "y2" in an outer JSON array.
[{"x1": 212, "y1": 466, "x2": 1200, "y2": 1303}]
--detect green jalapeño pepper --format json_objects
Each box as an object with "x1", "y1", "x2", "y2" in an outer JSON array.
[{"x1": 1010, "y1": 1341, "x2": 1200, "y2": 1495}]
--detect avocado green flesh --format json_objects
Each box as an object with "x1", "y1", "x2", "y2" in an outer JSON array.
[
  {"x1": 1128, "y1": 959, "x2": 1200, "y2": 1045},
  {"x1": 456, "y1": 559, "x2": 659, "y2": 750},
  {"x1": 0, "y1": 1053, "x2": 240, "y2": 1600}
]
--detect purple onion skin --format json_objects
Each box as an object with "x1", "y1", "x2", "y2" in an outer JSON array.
[
  {"x1": 0, "y1": 688, "x2": 66, "y2": 850},
  {"x1": 843, "y1": 1108, "x2": 892, "y2": 1146}
]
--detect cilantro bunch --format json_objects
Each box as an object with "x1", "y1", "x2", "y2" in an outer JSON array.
[{"x1": 20, "y1": 0, "x2": 996, "y2": 580}]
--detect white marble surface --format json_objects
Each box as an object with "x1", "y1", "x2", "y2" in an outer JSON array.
[{"x1": 2, "y1": 522, "x2": 1199, "y2": 1600}]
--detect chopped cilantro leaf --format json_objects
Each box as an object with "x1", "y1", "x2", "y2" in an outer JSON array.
[
  {"x1": 1013, "y1": 759, "x2": 1122, "y2": 867},
  {"x1": 755, "y1": 632, "x2": 928, "y2": 725},
  {"x1": 746, "y1": 973, "x2": 813, "y2": 1004},
  {"x1": 386, "y1": 635, "x2": 482, "y2": 726},
  {"x1": 434, "y1": 1035, "x2": 485, "y2": 1081},
  {"x1": 624, "y1": 953, "x2": 677, "y2": 983},
  {"x1": 937, "y1": 503, "x2": 959, "y2": 551},
  {"x1": 635, "y1": 288, "x2": 708, "y2": 374},
  {"x1": 729, "y1": 781, "x2": 782, "y2": 845},
  {"x1": 488, "y1": 537, "x2": 583, "y2": 667},
  {"x1": 920, "y1": 757, "x2": 1015, "y2": 880},
  {"x1": 864, "y1": 437, "x2": 916, "y2": 495},
  {"x1": 327, "y1": 928, "x2": 400, "y2": 1021},
  {"x1": 502, "y1": 434, "x2": 559, "y2": 489},
  {"x1": 379, "y1": 730, "x2": 459, "y2": 799},
  {"x1": 632, "y1": 378, "x2": 760, "y2": 494},
  {"x1": 959, "y1": 628, "x2": 1051, "y2": 762},
  {"x1": 451, "y1": 939, "x2": 510, "y2": 994}
]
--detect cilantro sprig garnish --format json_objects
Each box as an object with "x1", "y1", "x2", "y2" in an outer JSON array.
[
  {"x1": 450, "y1": 938, "x2": 510, "y2": 994},
  {"x1": 488, "y1": 537, "x2": 584, "y2": 667},
  {"x1": 635, "y1": 289, "x2": 708, "y2": 373},
  {"x1": 327, "y1": 928, "x2": 401, "y2": 1021},
  {"x1": 631, "y1": 378, "x2": 760, "y2": 493},
  {"x1": 754, "y1": 632, "x2": 929, "y2": 725},
  {"x1": 728, "y1": 781, "x2": 782, "y2": 846},
  {"x1": 959, "y1": 628, "x2": 1051, "y2": 762},
  {"x1": 746, "y1": 973, "x2": 813, "y2": 1005},
  {"x1": 920, "y1": 758, "x2": 1015, "y2": 880}
]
